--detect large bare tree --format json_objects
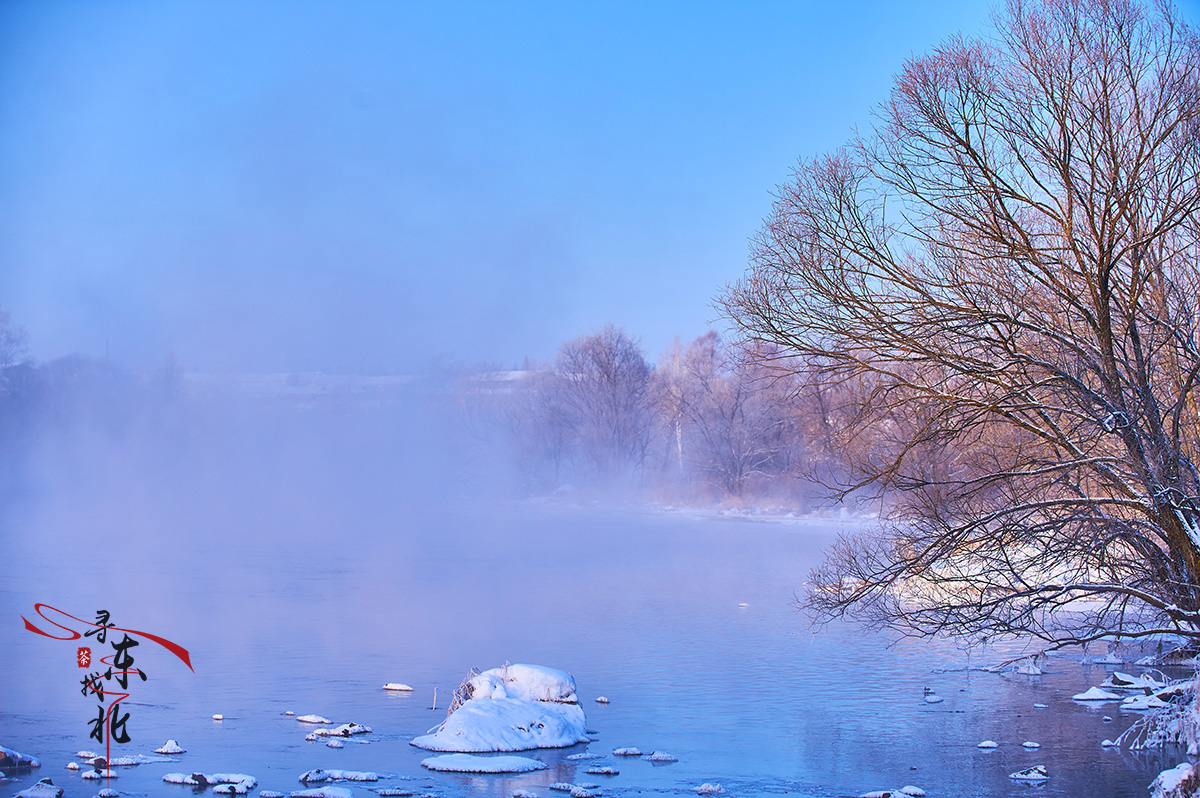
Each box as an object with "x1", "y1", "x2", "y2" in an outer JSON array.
[{"x1": 723, "y1": 0, "x2": 1200, "y2": 649}]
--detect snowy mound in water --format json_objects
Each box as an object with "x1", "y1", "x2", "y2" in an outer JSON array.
[
  {"x1": 1151, "y1": 763, "x2": 1197, "y2": 798},
  {"x1": 411, "y1": 664, "x2": 589, "y2": 752},
  {"x1": 15, "y1": 779, "x2": 61, "y2": 798},
  {"x1": 155, "y1": 740, "x2": 186, "y2": 754},
  {"x1": 1073, "y1": 686, "x2": 1121, "y2": 701},
  {"x1": 421, "y1": 754, "x2": 548, "y2": 773}
]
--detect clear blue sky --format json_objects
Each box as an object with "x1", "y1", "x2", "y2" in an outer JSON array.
[{"x1": 2, "y1": 0, "x2": 1195, "y2": 373}]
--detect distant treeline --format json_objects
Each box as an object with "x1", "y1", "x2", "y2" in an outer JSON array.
[{"x1": 0, "y1": 313, "x2": 850, "y2": 511}]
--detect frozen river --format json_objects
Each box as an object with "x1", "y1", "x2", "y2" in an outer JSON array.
[{"x1": 0, "y1": 502, "x2": 1187, "y2": 797}]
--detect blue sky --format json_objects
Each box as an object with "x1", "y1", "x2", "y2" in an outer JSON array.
[{"x1": 3, "y1": 0, "x2": 1195, "y2": 373}]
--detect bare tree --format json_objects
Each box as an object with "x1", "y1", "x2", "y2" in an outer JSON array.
[
  {"x1": 657, "y1": 332, "x2": 797, "y2": 498},
  {"x1": 553, "y1": 326, "x2": 653, "y2": 482},
  {"x1": 722, "y1": 0, "x2": 1200, "y2": 649}
]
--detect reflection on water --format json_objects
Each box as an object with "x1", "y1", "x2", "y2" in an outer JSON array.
[{"x1": 0, "y1": 504, "x2": 1184, "y2": 798}]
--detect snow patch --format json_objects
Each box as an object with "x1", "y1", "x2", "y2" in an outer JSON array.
[{"x1": 420, "y1": 754, "x2": 548, "y2": 773}]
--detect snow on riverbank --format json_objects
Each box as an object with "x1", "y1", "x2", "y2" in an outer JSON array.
[{"x1": 411, "y1": 664, "x2": 589, "y2": 752}]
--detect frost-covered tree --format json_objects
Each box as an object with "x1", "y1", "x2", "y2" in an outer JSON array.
[{"x1": 723, "y1": 0, "x2": 1200, "y2": 649}]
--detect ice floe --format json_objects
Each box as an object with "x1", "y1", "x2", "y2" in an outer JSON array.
[
  {"x1": 977, "y1": 740, "x2": 998, "y2": 749},
  {"x1": 420, "y1": 754, "x2": 548, "y2": 773},
  {"x1": 1009, "y1": 765, "x2": 1049, "y2": 781},
  {"x1": 291, "y1": 788, "x2": 353, "y2": 798},
  {"x1": 15, "y1": 778, "x2": 62, "y2": 798},
  {"x1": 297, "y1": 715, "x2": 333, "y2": 724},
  {"x1": 411, "y1": 664, "x2": 588, "y2": 752},
  {"x1": 155, "y1": 740, "x2": 186, "y2": 754},
  {"x1": 384, "y1": 683, "x2": 414, "y2": 691},
  {"x1": 1073, "y1": 686, "x2": 1121, "y2": 700}
]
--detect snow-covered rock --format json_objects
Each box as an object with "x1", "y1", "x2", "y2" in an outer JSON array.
[
  {"x1": 384, "y1": 683, "x2": 414, "y2": 691},
  {"x1": 594, "y1": 697, "x2": 609, "y2": 704},
  {"x1": 645, "y1": 751, "x2": 678, "y2": 762},
  {"x1": 512, "y1": 791, "x2": 539, "y2": 798},
  {"x1": 1010, "y1": 765, "x2": 1049, "y2": 781},
  {"x1": 899, "y1": 788, "x2": 925, "y2": 797},
  {"x1": 977, "y1": 740, "x2": 998, "y2": 748},
  {"x1": 569, "y1": 789, "x2": 595, "y2": 798},
  {"x1": 420, "y1": 754, "x2": 548, "y2": 773},
  {"x1": 922, "y1": 688, "x2": 943, "y2": 704},
  {"x1": 411, "y1": 664, "x2": 588, "y2": 752},
  {"x1": 326, "y1": 740, "x2": 344, "y2": 749},
  {"x1": 1073, "y1": 687, "x2": 1121, "y2": 701},
  {"x1": 693, "y1": 785, "x2": 724, "y2": 794},
  {"x1": 1, "y1": 745, "x2": 41, "y2": 771},
  {"x1": 566, "y1": 753, "x2": 604, "y2": 760},
  {"x1": 314, "y1": 723, "x2": 372, "y2": 737},
  {"x1": 212, "y1": 714, "x2": 224, "y2": 721},
  {"x1": 1122, "y1": 694, "x2": 1170, "y2": 710},
  {"x1": 155, "y1": 740, "x2": 186, "y2": 754},
  {"x1": 81, "y1": 769, "x2": 117, "y2": 779},
  {"x1": 1104, "y1": 672, "x2": 1166, "y2": 691},
  {"x1": 1022, "y1": 741, "x2": 1041, "y2": 749},
  {"x1": 1033, "y1": 703, "x2": 1048, "y2": 708},
  {"x1": 612, "y1": 748, "x2": 642, "y2": 756},
  {"x1": 297, "y1": 715, "x2": 332, "y2": 724},
  {"x1": 549, "y1": 784, "x2": 574, "y2": 792},
  {"x1": 1102, "y1": 739, "x2": 1119, "y2": 747},
  {"x1": 1151, "y1": 763, "x2": 1198, "y2": 798},
  {"x1": 585, "y1": 766, "x2": 618, "y2": 775},
  {"x1": 15, "y1": 779, "x2": 61, "y2": 798},
  {"x1": 65, "y1": 762, "x2": 79, "y2": 770},
  {"x1": 261, "y1": 792, "x2": 286, "y2": 798},
  {"x1": 97, "y1": 789, "x2": 119, "y2": 798}
]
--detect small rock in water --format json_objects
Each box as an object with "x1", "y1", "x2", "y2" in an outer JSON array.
[
  {"x1": 326, "y1": 740, "x2": 344, "y2": 749},
  {"x1": 81, "y1": 770, "x2": 117, "y2": 780},
  {"x1": 1101, "y1": 739, "x2": 1118, "y2": 747},
  {"x1": 566, "y1": 754, "x2": 605, "y2": 761},
  {"x1": 693, "y1": 785, "x2": 724, "y2": 795},
  {"x1": 97, "y1": 789, "x2": 119, "y2": 798},
  {"x1": 594, "y1": 697, "x2": 610, "y2": 704},
  {"x1": 297, "y1": 714, "x2": 333, "y2": 724},
  {"x1": 212, "y1": 714, "x2": 223, "y2": 721},
  {"x1": 576, "y1": 784, "x2": 599, "y2": 790},
  {"x1": 285, "y1": 711, "x2": 295, "y2": 716},
  {"x1": 549, "y1": 784, "x2": 574, "y2": 792},
  {"x1": 1022, "y1": 741, "x2": 1041, "y2": 749},
  {"x1": 260, "y1": 793, "x2": 286, "y2": 798},
  {"x1": 300, "y1": 769, "x2": 331, "y2": 784},
  {"x1": 376, "y1": 790, "x2": 414, "y2": 797},
  {"x1": 612, "y1": 748, "x2": 642, "y2": 756},
  {"x1": 65, "y1": 763, "x2": 80, "y2": 770},
  {"x1": 1033, "y1": 703, "x2": 1048, "y2": 708},
  {"x1": 569, "y1": 789, "x2": 595, "y2": 798},
  {"x1": 1103, "y1": 716, "x2": 1114, "y2": 722},
  {"x1": 585, "y1": 766, "x2": 618, "y2": 775},
  {"x1": 155, "y1": 740, "x2": 186, "y2": 754},
  {"x1": 383, "y1": 683, "x2": 415, "y2": 691},
  {"x1": 645, "y1": 751, "x2": 678, "y2": 762},
  {"x1": 305, "y1": 734, "x2": 318, "y2": 742},
  {"x1": 1009, "y1": 765, "x2": 1049, "y2": 781},
  {"x1": 922, "y1": 688, "x2": 943, "y2": 703},
  {"x1": 977, "y1": 740, "x2": 998, "y2": 749},
  {"x1": 512, "y1": 791, "x2": 539, "y2": 798}
]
